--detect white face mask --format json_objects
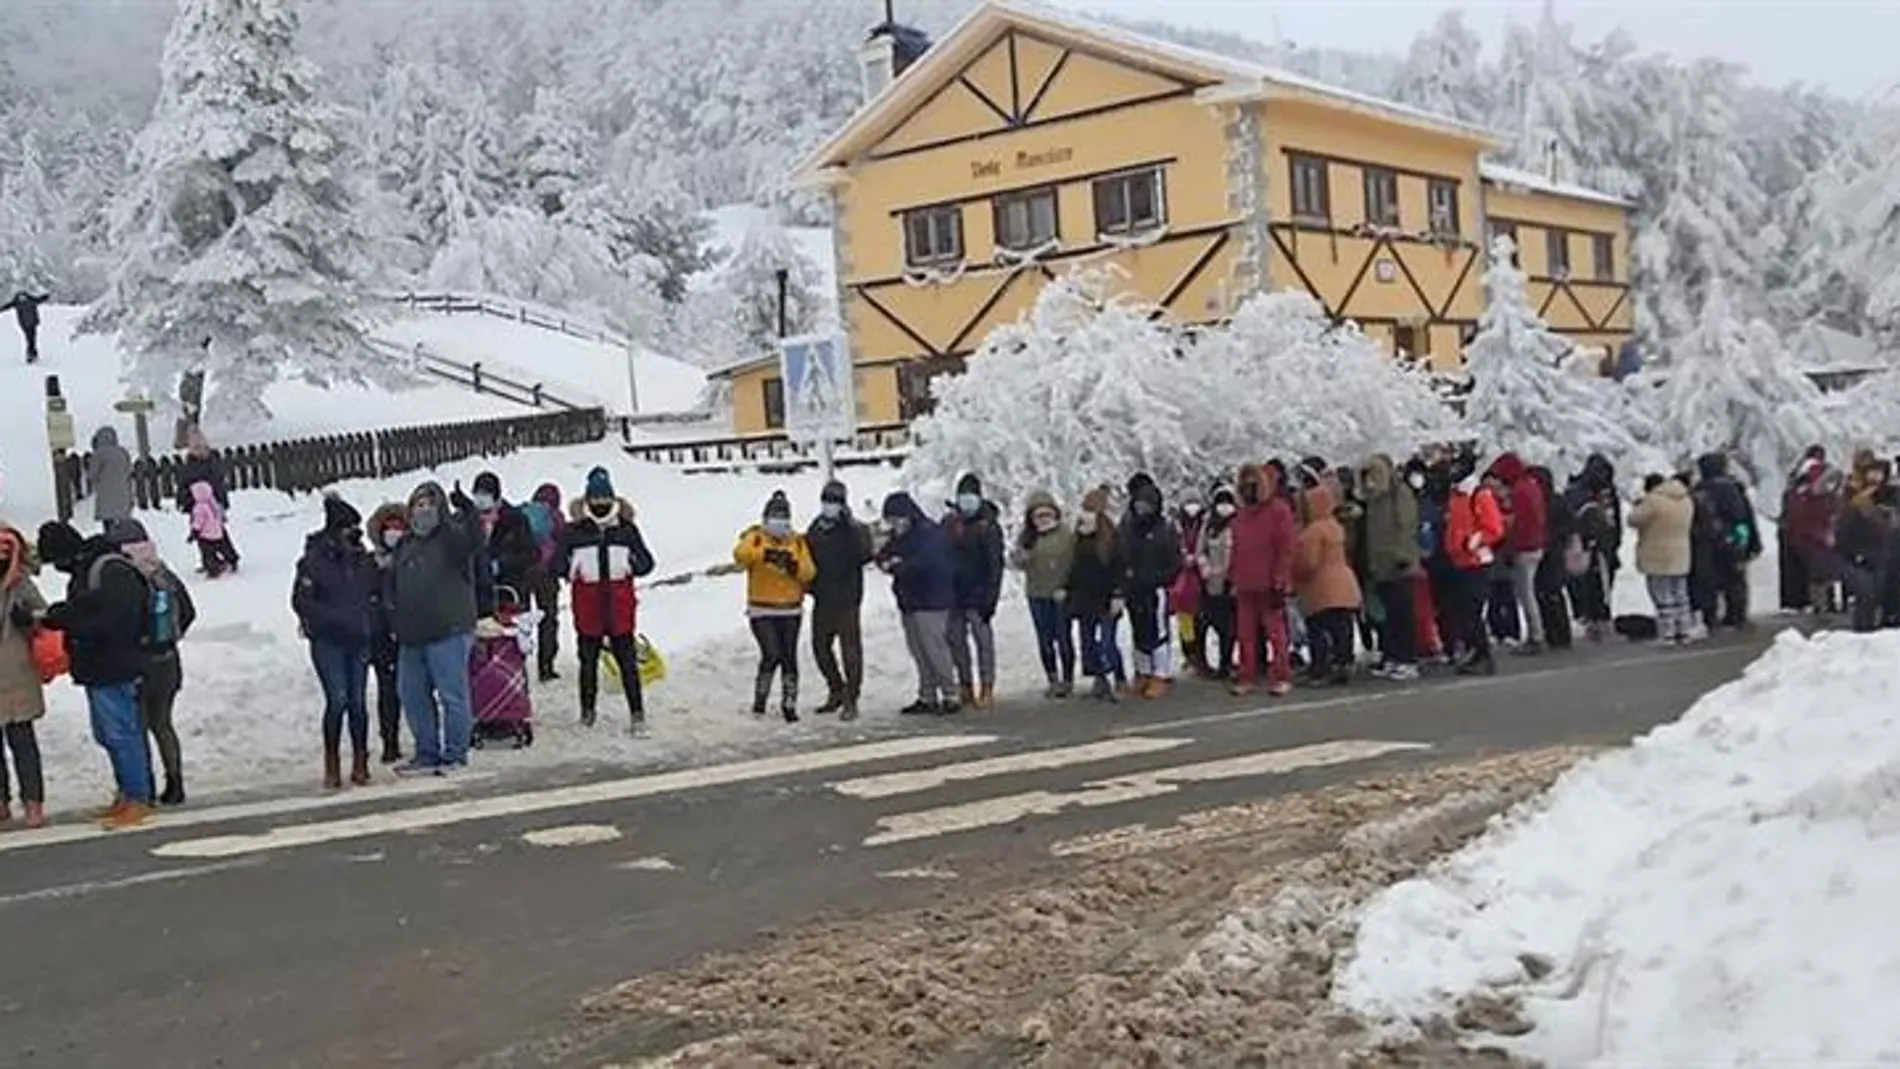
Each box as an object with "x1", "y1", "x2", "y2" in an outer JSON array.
[
  {"x1": 1032, "y1": 512, "x2": 1059, "y2": 534},
  {"x1": 381, "y1": 529, "x2": 404, "y2": 550},
  {"x1": 1214, "y1": 502, "x2": 1235, "y2": 518},
  {"x1": 1183, "y1": 503, "x2": 1204, "y2": 520},
  {"x1": 820, "y1": 502, "x2": 844, "y2": 520},
  {"x1": 763, "y1": 517, "x2": 792, "y2": 538}
]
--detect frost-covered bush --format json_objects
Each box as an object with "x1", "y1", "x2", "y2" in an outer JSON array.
[
  {"x1": 906, "y1": 270, "x2": 1462, "y2": 510},
  {"x1": 1463, "y1": 238, "x2": 1640, "y2": 477}
]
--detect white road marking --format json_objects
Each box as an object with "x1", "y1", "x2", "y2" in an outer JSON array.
[
  {"x1": 522, "y1": 824, "x2": 622, "y2": 847},
  {"x1": 616, "y1": 856, "x2": 678, "y2": 872},
  {"x1": 863, "y1": 739, "x2": 1429, "y2": 847},
  {"x1": 826, "y1": 736, "x2": 1192, "y2": 799},
  {"x1": 150, "y1": 735, "x2": 999, "y2": 860},
  {"x1": 0, "y1": 859, "x2": 260, "y2": 907},
  {"x1": 878, "y1": 866, "x2": 958, "y2": 880},
  {"x1": 1120, "y1": 644, "x2": 1749, "y2": 735},
  {"x1": 0, "y1": 773, "x2": 483, "y2": 855}
]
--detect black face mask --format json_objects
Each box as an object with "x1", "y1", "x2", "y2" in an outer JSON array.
[{"x1": 588, "y1": 500, "x2": 615, "y2": 520}]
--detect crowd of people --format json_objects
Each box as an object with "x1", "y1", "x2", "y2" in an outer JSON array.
[{"x1": 9, "y1": 432, "x2": 1894, "y2": 833}]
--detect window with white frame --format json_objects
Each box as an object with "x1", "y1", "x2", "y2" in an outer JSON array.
[
  {"x1": 1289, "y1": 154, "x2": 1330, "y2": 222},
  {"x1": 1092, "y1": 167, "x2": 1165, "y2": 237},
  {"x1": 993, "y1": 186, "x2": 1059, "y2": 252},
  {"x1": 1427, "y1": 178, "x2": 1459, "y2": 236},
  {"x1": 902, "y1": 205, "x2": 963, "y2": 268},
  {"x1": 1363, "y1": 167, "x2": 1400, "y2": 228}
]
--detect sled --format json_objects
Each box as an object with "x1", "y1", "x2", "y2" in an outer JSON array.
[{"x1": 470, "y1": 587, "x2": 534, "y2": 749}]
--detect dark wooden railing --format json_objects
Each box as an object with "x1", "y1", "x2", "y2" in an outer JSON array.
[
  {"x1": 60, "y1": 408, "x2": 609, "y2": 512},
  {"x1": 384, "y1": 291, "x2": 631, "y2": 349},
  {"x1": 366, "y1": 338, "x2": 592, "y2": 412},
  {"x1": 619, "y1": 423, "x2": 911, "y2": 472}
]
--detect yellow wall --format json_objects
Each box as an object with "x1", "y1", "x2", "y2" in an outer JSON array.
[
  {"x1": 806, "y1": 27, "x2": 1236, "y2": 433},
  {"x1": 1259, "y1": 99, "x2": 1487, "y2": 371},
  {"x1": 1483, "y1": 183, "x2": 1633, "y2": 352},
  {"x1": 724, "y1": 363, "x2": 901, "y2": 440}
]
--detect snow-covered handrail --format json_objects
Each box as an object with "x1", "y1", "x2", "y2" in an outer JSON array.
[{"x1": 378, "y1": 291, "x2": 634, "y2": 350}]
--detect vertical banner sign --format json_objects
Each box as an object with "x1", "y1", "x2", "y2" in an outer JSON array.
[{"x1": 779, "y1": 333, "x2": 856, "y2": 446}]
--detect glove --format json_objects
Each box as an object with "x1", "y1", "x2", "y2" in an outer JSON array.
[
  {"x1": 450, "y1": 482, "x2": 474, "y2": 512},
  {"x1": 9, "y1": 603, "x2": 35, "y2": 630}
]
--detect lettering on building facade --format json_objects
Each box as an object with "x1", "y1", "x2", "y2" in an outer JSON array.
[{"x1": 968, "y1": 146, "x2": 1075, "y2": 180}]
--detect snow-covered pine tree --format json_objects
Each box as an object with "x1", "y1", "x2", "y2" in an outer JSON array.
[
  {"x1": 1463, "y1": 236, "x2": 1637, "y2": 476},
  {"x1": 1825, "y1": 91, "x2": 1900, "y2": 343},
  {"x1": 84, "y1": 0, "x2": 379, "y2": 429},
  {"x1": 718, "y1": 222, "x2": 824, "y2": 355},
  {"x1": 1645, "y1": 282, "x2": 1848, "y2": 502},
  {"x1": 1387, "y1": 12, "x2": 1494, "y2": 125}
]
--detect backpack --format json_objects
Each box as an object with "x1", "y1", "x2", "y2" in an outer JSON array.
[
  {"x1": 522, "y1": 501, "x2": 556, "y2": 549},
  {"x1": 87, "y1": 554, "x2": 196, "y2": 649}
]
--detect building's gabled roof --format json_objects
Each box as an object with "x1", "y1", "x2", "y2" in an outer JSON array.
[
  {"x1": 1479, "y1": 162, "x2": 1634, "y2": 210},
  {"x1": 790, "y1": 0, "x2": 1505, "y2": 186}
]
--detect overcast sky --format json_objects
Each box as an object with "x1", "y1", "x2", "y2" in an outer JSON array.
[{"x1": 1046, "y1": 0, "x2": 1898, "y2": 98}]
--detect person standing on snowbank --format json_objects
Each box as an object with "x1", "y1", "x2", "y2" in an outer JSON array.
[
  {"x1": 387, "y1": 482, "x2": 480, "y2": 775},
  {"x1": 807, "y1": 480, "x2": 873, "y2": 721},
  {"x1": 293, "y1": 495, "x2": 378, "y2": 789},
  {"x1": 85, "y1": 427, "x2": 134, "y2": 531},
  {"x1": 944, "y1": 473, "x2": 1003, "y2": 710},
  {"x1": 1, "y1": 291, "x2": 49, "y2": 364},
  {"x1": 734, "y1": 491, "x2": 816, "y2": 723},
  {"x1": 558, "y1": 467, "x2": 653, "y2": 733},
  {"x1": 105, "y1": 518, "x2": 195, "y2": 806},
  {"x1": 879, "y1": 491, "x2": 959, "y2": 716},
  {"x1": 1011, "y1": 490, "x2": 1077, "y2": 698},
  {"x1": 0, "y1": 524, "x2": 49, "y2": 829},
  {"x1": 35, "y1": 520, "x2": 153, "y2": 828}
]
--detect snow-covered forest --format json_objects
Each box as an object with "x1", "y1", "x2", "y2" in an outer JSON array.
[{"x1": 3, "y1": 0, "x2": 1897, "y2": 353}]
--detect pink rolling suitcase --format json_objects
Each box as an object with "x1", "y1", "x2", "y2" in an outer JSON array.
[{"x1": 470, "y1": 588, "x2": 534, "y2": 748}]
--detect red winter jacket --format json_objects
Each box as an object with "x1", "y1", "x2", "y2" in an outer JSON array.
[
  {"x1": 1487, "y1": 453, "x2": 1548, "y2": 553},
  {"x1": 1447, "y1": 483, "x2": 1506, "y2": 570},
  {"x1": 1227, "y1": 465, "x2": 1296, "y2": 596},
  {"x1": 559, "y1": 498, "x2": 655, "y2": 638}
]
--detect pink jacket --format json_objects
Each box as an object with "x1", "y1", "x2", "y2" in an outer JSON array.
[{"x1": 189, "y1": 481, "x2": 226, "y2": 542}]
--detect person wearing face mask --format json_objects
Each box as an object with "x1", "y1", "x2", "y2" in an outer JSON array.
[
  {"x1": 1066, "y1": 486, "x2": 1126, "y2": 701},
  {"x1": 1117, "y1": 473, "x2": 1181, "y2": 700},
  {"x1": 559, "y1": 467, "x2": 655, "y2": 733},
  {"x1": 734, "y1": 491, "x2": 817, "y2": 722},
  {"x1": 0, "y1": 523, "x2": 50, "y2": 829},
  {"x1": 292, "y1": 493, "x2": 380, "y2": 789},
  {"x1": 1226, "y1": 464, "x2": 1296, "y2": 697},
  {"x1": 806, "y1": 481, "x2": 873, "y2": 720},
  {"x1": 1195, "y1": 484, "x2": 1238, "y2": 680},
  {"x1": 462, "y1": 471, "x2": 540, "y2": 614},
  {"x1": 365, "y1": 504, "x2": 409, "y2": 762},
  {"x1": 943, "y1": 473, "x2": 1004, "y2": 710},
  {"x1": 1360, "y1": 453, "x2": 1421, "y2": 681},
  {"x1": 878, "y1": 491, "x2": 960, "y2": 714},
  {"x1": 1009, "y1": 489, "x2": 1077, "y2": 698},
  {"x1": 386, "y1": 481, "x2": 481, "y2": 775}
]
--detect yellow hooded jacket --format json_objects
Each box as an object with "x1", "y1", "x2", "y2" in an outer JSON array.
[{"x1": 733, "y1": 525, "x2": 817, "y2": 613}]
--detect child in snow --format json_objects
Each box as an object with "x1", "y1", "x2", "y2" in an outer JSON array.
[
  {"x1": 0, "y1": 524, "x2": 49, "y2": 829},
  {"x1": 734, "y1": 491, "x2": 817, "y2": 722},
  {"x1": 187, "y1": 481, "x2": 239, "y2": 577}
]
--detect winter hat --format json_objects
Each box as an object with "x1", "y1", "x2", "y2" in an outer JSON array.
[
  {"x1": 763, "y1": 490, "x2": 792, "y2": 521},
  {"x1": 472, "y1": 472, "x2": 502, "y2": 499},
  {"x1": 322, "y1": 491, "x2": 363, "y2": 533},
  {"x1": 955, "y1": 472, "x2": 983, "y2": 498},
  {"x1": 584, "y1": 466, "x2": 615, "y2": 500},
  {"x1": 104, "y1": 517, "x2": 151, "y2": 546},
  {"x1": 408, "y1": 482, "x2": 446, "y2": 509},
  {"x1": 36, "y1": 520, "x2": 85, "y2": 569},
  {"x1": 821, "y1": 479, "x2": 848, "y2": 505}
]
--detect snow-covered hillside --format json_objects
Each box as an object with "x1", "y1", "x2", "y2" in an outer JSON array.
[{"x1": 0, "y1": 306, "x2": 706, "y2": 518}]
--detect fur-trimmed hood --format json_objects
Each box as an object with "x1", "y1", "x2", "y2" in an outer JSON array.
[{"x1": 570, "y1": 496, "x2": 635, "y2": 525}]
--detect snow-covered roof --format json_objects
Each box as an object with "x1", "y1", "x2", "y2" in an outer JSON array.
[
  {"x1": 1793, "y1": 322, "x2": 1890, "y2": 374},
  {"x1": 791, "y1": 0, "x2": 1503, "y2": 185},
  {"x1": 1479, "y1": 162, "x2": 1634, "y2": 210}
]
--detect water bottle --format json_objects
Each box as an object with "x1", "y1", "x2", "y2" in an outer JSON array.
[{"x1": 152, "y1": 588, "x2": 173, "y2": 642}]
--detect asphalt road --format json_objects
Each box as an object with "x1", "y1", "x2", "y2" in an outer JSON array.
[{"x1": 0, "y1": 632, "x2": 1775, "y2": 1069}]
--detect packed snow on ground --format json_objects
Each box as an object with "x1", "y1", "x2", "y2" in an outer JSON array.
[
  {"x1": 15, "y1": 447, "x2": 1054, "y2": 811},
  {"x1": 1332, "y1": 628, "x2": 1900, "y2": 1066}
]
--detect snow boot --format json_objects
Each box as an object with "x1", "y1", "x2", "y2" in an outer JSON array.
[
  {"x1": 350, "y1": 752, "x2": 371, "y2": 787},
  {"x1": 751, "y1": 671, "x2": 773, "y2": 717},
  {"x1": 580, "y1": 706, "x2": 598, "y2": 728},
  {"x1": 814, "y1": 690, "x2": 845, "y2": 716},
  {"x1": 322, "y1": 749, "x2": 343, "y2": 791},
  {"x1": 100, "y1": 802, "x2": 152, "y2": 831},
  {"x1": 781, "y1": 674, "x2": 800, "y2": 723},
  {"x1": 976, "y1": 683, "x2": 995, "y2": 710},
  {"x1": 1055, "y1": 679, "x2": 1074, "y2": 699},
  {"x1": 958, "y1": 683, "x2": 976, "y2": 708},
  {"x1": 840, "y1": 698, "x2": 860, "y2": 723},
  {"x1": 629, "y1": 718, "x2": 651, "y2": 739},
  {"x1": 900, "y1": 699, "x2": 935, "y2": 716},
  {"x1": 22, "y1": 802, "x2": 45, "y2": 829},
  {"x1": 158, "y1": 779, "x2": 186, "y2": 807}
]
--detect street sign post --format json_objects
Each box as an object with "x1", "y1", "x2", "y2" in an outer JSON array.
[
  {"x1": 778, "y1": 333, "x2": 855, "y2": 483},
  {"x1": 114, "y1": 393, "x2": 158, "y2": 459}
]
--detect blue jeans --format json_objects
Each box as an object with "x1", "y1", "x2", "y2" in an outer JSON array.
[
  {"x1": 310, "y1": 639, "x2": 371, "y2": 754},
  {"x1": 87, "y1": 682, "x2": 152, "y2": 804},
  {"x1": 1078, "y1": 614, "x2": 1126, "y2": 682},
  {"x1": 398, "y1": 633, "x2": 475, "y2": 767},
  {"x1": 1027, "y1": 598, "x2": 1075, "y2": 682}
]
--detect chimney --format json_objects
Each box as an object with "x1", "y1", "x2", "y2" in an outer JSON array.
[{"x1": 858, "y1": 1, "x2": 932, "y2": 104}]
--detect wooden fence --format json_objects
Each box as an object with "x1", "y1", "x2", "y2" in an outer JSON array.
[
  {"x1": 365, "y1": 337, "x2": 593, "y2": 412},
  {"x1": 386, "y1": 291, "x2": 631, "y2": 349},
  {"x1": 620, "y1": 423, "x2": 911, "y2": 473},
  {"x1": 59, "y1": 407, "x2": 608, "y2": 514}
]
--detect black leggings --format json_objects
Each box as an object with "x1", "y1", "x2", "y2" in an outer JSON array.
[
  {"x1": 578, "y1": 633, "x2": 644, "y2": 719},
  {"x1": 0, "y1": 721, "x2": 44, "y2": 804},
  {"x1": 1308, "y1": 607, "x2": 1357, "y2": 674},
  {"x1": 141, "y1": 653, "x2": 184, "y2": 790},
  {"x1": 749, "y1": 615, "x2": 801, "y2": 709}
]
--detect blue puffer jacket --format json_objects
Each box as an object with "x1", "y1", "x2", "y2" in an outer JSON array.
[
  {"x1": 292, "y1": 532, "x2": 379, "y2": 648},
  {"x1": 879, "y1": 492, "x2": 955, "y2": 613}
]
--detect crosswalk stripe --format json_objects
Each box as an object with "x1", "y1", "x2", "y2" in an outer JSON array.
[
  {"x1": 148, "y1": 735, "x2": 999, "y2": 860},
  {"x1": 861, "y1": 739, "x2": 1429, "y2": 847},
  {"x1": 826, "y1": 736, "x2": 1193, "y2": 799}
]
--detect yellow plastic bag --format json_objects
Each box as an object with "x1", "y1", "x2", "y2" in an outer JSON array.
[{"x1": 602, "y1": 634, "x2": 667, "y2": 689}]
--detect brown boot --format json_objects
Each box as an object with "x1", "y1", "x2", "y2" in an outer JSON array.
[
  {"x1": 323, "y1": 748, "x2": 343, "y2": 791},
  {"x1": 349, "y1": 752, "x2": 371, "y2": 786},
  {"x1": 22, "y1": 802, "x2": 45, "y2": 829},
  {"x1": 958, "y1": 683, "x2": 976, "y2": 708},
  {"x1": 976, "y1": 683, "x2": 995, "y2": 709}
]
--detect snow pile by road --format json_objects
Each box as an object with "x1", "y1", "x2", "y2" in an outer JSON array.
[{"x1": 1333, "y1": 628, "x2": 1900, "y2": 1066}]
